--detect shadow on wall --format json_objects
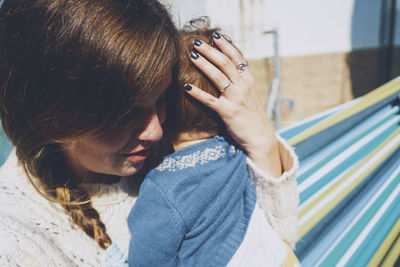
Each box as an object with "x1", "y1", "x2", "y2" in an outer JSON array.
[{"x1": 348, "y1": 0, "x2": 400, "y2": 98}]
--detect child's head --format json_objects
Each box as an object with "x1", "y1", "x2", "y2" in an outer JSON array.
[{"x1": 166, "y1": 18, "x2": 237, "y2": 143}]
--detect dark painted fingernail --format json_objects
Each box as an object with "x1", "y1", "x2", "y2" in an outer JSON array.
[
  {"x1": 213, "y1": 32, "x2": 221, "y2": 39},
  {"x1": 184, "y1": 84, "x2": 192, "y2": 91},
  {"x1": 190, "y1": 51, "x2": 199, "y2": 59},
  {"x1": 193, "y1": 39, "x2": 202, "y2": 46}
]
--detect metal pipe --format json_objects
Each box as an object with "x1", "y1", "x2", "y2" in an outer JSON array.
[{"x1": 264, "y1": 28, "x2": 281, "y2": 130}]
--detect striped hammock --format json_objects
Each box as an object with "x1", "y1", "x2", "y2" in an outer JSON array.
[
  {"x1": 279, "y1": 77, "x2": 400, "y2": 266},
  {"x1": 0, "y1": 123, "x2": 12, "y2": 166}
]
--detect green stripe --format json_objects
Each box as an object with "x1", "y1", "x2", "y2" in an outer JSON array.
[
  {"x1": 300, "y1": 123, "x2": 398, "y2": 204},
  {"x1": 348, "y1": 190, "x2": 400, "y2": 266},
  {"x1": 288, "y1": 79, "x2": 400, "y2": 146},
  {"x1": 297, "y1": 112, "x2": 396, "y2": 185},
  {"x1": 320, "y1": 171, "x2": 400, "y2": 265}
]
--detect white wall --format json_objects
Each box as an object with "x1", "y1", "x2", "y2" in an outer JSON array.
[
  {"x1": 168, "y1": 0, "x2": 400, "y2": 59},
  {"x1": 265, "y1": 0, "x2": 355, "y2": 56},
  {"x1": 1, "y1": 0, "x2": 398, "y2": 58}
]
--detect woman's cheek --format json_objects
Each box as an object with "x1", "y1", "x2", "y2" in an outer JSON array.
[{"x1": 85, "y1": 128, "x2": 132, "y2": 152}]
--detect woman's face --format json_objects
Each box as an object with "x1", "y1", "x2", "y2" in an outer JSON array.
[{"x1": 63, "y1": 72, "x2": 172, "y2": 182}]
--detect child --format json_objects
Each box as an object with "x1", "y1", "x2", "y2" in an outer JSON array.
[{"x1": 126, "y1": 22, "x2": 300, "y2": 267}]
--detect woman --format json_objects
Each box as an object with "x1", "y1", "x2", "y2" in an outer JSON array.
[{"x1": 0, "y1": 0, "x2": 298, "y2": 266}]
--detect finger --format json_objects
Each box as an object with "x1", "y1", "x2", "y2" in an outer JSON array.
[
  {"x1": 183, "y1": 83, "x2": 221, "y2": 113},
  {"x1": 212, "y1": 33, "x2": 252, "y2": 79},
  {"x1": 190, "y1": 51, "x2": 232, "y2": 93},
  {"x1": 212, "y1": 32, "x2": 245, "y2": 67},
  {"x1": 193, "y1": 40, "x2": 241, "y2": 83}
]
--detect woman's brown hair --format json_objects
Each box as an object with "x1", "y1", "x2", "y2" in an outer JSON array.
[
  {"x1": 0, "y1": 0, "x2": 179, "y2": 249},
  {"x1": 165, "y1": 18, "x2": 233, "y2": 142}
]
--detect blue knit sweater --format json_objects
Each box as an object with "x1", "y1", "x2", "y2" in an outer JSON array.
[{"x1": 127, "y1": 136, "x2": 257, "y2": 266}]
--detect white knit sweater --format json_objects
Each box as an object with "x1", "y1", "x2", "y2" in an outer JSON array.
[{"x1": 0, "y1": 137, "x2": 299, "y2": 266}]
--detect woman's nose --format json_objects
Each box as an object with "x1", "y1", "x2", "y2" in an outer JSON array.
[{"x1": 135, "y1": 111, "x2": 163, "y2": 142}]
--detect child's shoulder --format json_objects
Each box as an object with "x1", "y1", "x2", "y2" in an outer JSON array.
[
  {"x1": 143, "y1": 136, "x2": 246, "y2": 193},
  {"x1": 154, "y1": 136, "x2": 242, "y2": 173}
]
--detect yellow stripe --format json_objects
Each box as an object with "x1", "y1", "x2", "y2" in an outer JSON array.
[
  {"x1": 367, "y1": 217, "x2": 400, "y2": 267},
  {"x1": 380, "y1": 235, "x2": 400, "y2": 267},
  {"x1": 299, "y1": 128, "x2": 400, "y2": 219},
  {"x1": 298, "y1": 129, "x2": 400, "y2": 238},
  {"x1": 281, "y1": 244, "x2": 301, "y2": 267},
  {"x1": 288, "y1": 78, "x2": 400, "y2": 146}
]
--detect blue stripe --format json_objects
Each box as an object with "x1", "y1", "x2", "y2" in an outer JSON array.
[
  {"x1": 293, "y1": 93, "x2": 399, "y2": 160},
  {"x1": 319, "y1": 165, "x2": 400, "y2": 266},
  {"x1": 298, "y1": 105, "x2": 398, "y2": 173},
  {"x1": 347, "y1": 188, "x2": 400, "y2": 266},
  {"x1": 297, "y1": 108, "x2": 398, "y2": 185},
  {"x1": 299, "y1": 123, "x2": 398, "y2": 204},
  {"x1": 296, "y1": 148, "x2": 400, "y2": 265},
  {"x1": 280, "y1": 113, "x2": 331, "y2": 140}
]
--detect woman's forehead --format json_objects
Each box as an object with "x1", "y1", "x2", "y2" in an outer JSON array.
[{"x1": 134, "y1": 70, "x2": 172, "y2": 106}]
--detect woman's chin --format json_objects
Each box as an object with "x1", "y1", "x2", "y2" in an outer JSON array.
[{"x1": 118, "y1": 161, "x2": 145, "y2": 177}]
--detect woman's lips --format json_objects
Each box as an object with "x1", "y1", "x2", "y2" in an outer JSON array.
[{"x1": 121, "y1": 149, "x2": 151, "y2": 163}]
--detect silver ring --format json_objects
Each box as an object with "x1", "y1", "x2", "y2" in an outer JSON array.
[
  {"x1": 236, "y1": 61, "x2": 248, "y2": 73},
  {"x1": 222, "y1": 82, "x2": 231, "y2": 92}
]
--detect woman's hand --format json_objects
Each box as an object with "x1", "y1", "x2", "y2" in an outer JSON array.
[{"x1": 185, "y1": 33, "x2": 282, "y2": 178}]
